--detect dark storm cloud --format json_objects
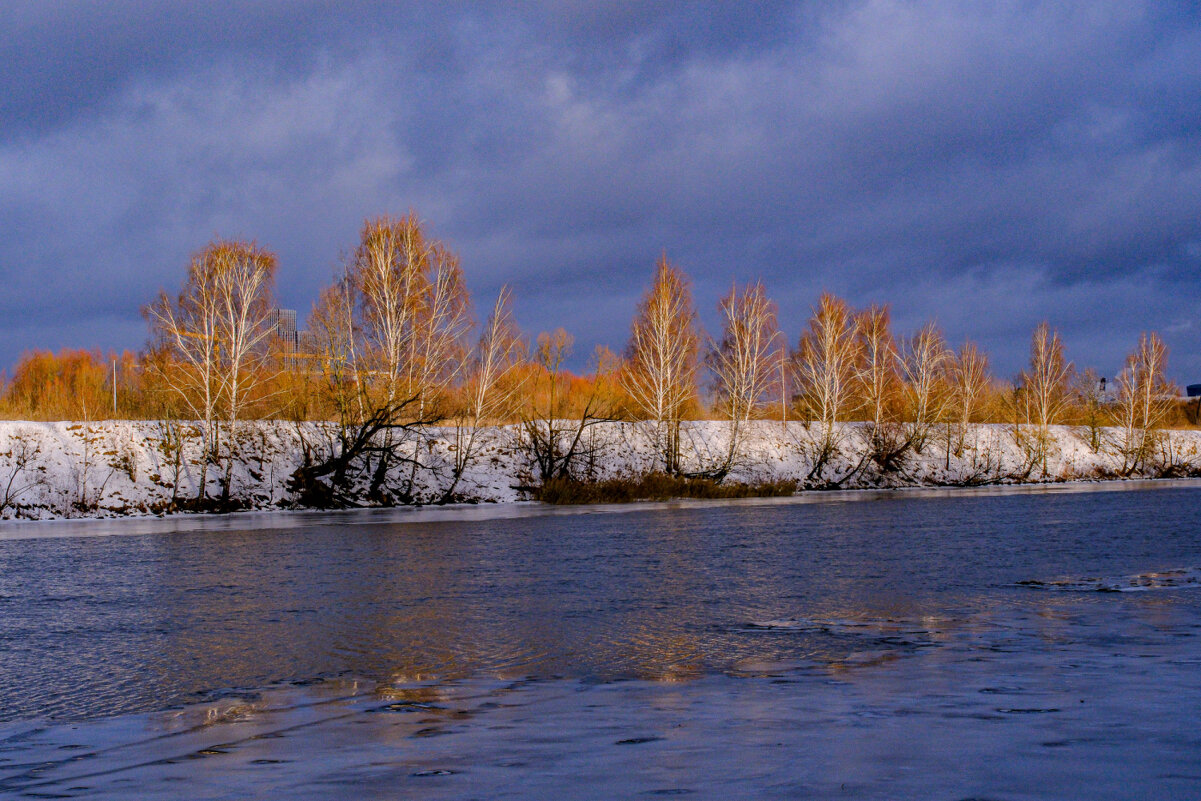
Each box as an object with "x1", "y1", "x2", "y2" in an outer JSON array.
[{"x1": 2, "y1": 0, "x2": 1200, "y2": 380}]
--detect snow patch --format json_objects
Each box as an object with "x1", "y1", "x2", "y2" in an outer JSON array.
[{"x1": 0, "y1": 419, "x2": 1198, "y2": 520}]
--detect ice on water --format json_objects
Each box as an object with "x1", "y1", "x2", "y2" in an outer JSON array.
[{"x1": 1018, "y1": 565, "x2": 1201, "y2": 592}]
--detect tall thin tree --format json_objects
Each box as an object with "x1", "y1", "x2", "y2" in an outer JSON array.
[
  {"x1": 708, "y1": 281, "x2": 782, "y2": 476},
  {"x1": 948, "y1": 341, "x2": 990, "y2": 456},
  {"x1": 622, "y1": 255, "x2": 701, "y2": 474},
  {"x1": 145, "y1": 239, "x2": 277, "y2": 504},
  {"x1": 1115, "y1": 332, "x2": 1174, "y2": 473},
  {"x1": 792, "y1": 293, "x2": 860, "y2": 479},
  {"x1": 1019, "y1": 321, "x2": 1073, "y2": 473},
  {"x1": 444, "y1": 286, "x2": 526, "y2": 500}
]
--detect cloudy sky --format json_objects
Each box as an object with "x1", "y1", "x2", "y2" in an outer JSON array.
[{"x1": 2, "y1": 1, "x2": 1200, "y2": 380}]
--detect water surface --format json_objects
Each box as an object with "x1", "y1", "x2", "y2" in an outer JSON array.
[{"x1": 1, "y1": 483, "x2": 1199, "y2": 798}]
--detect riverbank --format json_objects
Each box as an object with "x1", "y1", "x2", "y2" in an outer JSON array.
[{"x1": 0, "y1": 419, "x2": 1197, "y2": 519}]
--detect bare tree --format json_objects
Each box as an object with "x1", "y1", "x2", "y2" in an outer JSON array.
[
  {"x1": 1072, "y1": 368, "x2": 1106, "y2": 454},
  {"x1": 1114, "y1": 332, "x2": 1175, "y2": 474},
  {"x1": 153, "y1": 417, "x2": 190, "y2": 511},
  {"x1": 792, "y1": 293, "x2": 860, "y2": 481},
  {"x1": 355, "y1": 215, "x2": 422, "y2": 393},
  {"x1": 1019, "y1": 322, "x2": 1073, "y2": 474},
  {"x1": 707, "y1": 281, "x2": 782, "y2": 477},
  {"x1": 948, "y1": 341, "x2": 990, "y2": 456},
  {"x1": 854, "y1": 304, "x2": 907, "y2": 470},
  {"x1": 0, "y1": 433, "x2": 43, "y2": 516},
  {"x1": 290, "y1": 215, "x2": 472, "y2": 507},
  {"x1": 211, "y1": 242, "x2": 278, "y2": 504},
  {"x1": 351, "y1": 215, "x2": 471, "y2": 498},
  {"x1": 145, "y1": 263, "x2": 220, "y2": 501},
  {"x1": 855, "y1": 306, "x2": 898, "y2": 430},
  {"x1": 146, "y1": 239, "x2": 277, "y2": 506},
  {"x1": 622, "y1": 255, "x2": 701, "y2": 475},
  {"x1": 443, "y1": 287, "x2": 526, "y2": 501},
  {"x1": 306, "y1": 275, "x2": 363, "y2": 429},
  {"x1": 354, "y1": 215, "x2": 470, "y2": 406},
  {"x1": 69, "y1": 415, "x2": 113, "y2": 514},
  {"x1": 521, "y1": 332, "x2": 621, "y2": 485},
  {"x1": 412, "y1": 242, "x2": 473, "y2": 408},
  {"x1": 901, "y1": 321, "x2": 951, "y2": 454},
  {"x1": 523, "y1": 328, "x2": 574, "y2": 481},
  {"x1": 291, "y1": 271, "x2": 432, "y2": 507}
]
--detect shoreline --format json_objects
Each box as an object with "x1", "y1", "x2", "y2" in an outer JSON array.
[
  {"x1": 4, "y1": 474, "x2": 1200, "y2": 542},
  {"x1": 2, "y1": 419, "x2": 1199, "y2": 528}
]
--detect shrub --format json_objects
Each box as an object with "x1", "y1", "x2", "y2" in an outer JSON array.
[{"x1": 533, "y1": 472, "x2": 797, "y2": 504}]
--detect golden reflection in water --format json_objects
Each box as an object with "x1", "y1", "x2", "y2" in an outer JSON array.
[{"x1": 624, "y1": 631, "x2": 705, "y2": 682}]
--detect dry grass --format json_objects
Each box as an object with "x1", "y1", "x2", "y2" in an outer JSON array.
[{"x1": 533, "y1": 472, "x2": 798, "y2": 504}]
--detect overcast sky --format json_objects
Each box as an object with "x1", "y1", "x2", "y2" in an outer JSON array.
[{"x1": 2, "y1": 1, "x2": 1200, "y2": 380}]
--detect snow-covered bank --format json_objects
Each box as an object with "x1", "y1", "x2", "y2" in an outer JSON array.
[{"x1": 1, "y1": 419, "x2": 1199, "y2": 520}]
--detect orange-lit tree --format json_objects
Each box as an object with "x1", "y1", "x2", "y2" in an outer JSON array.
[
  {"x1": 521, "y1": 329, "x2": 622, "y2": 484},
  {"x1": 2, "y1": 350, "x2": 112, "y2": 421},
  {"x1": 443, "y1": 287, "x2": 526, "y2": 501},
  {"x1": 1018, "y1": 321, "x2": 1073, "y2": 474},
  {"x1": 146, "y1": 239, "x2": 277, "y2": 505},
  {"x1": 291, "y1": 214, "x2": 472, "y2": 506},
  {"x1": 901, "y1": 321, "x2": 951, "y2": 454},
  {"x1": 707, "y1": 281, "x2": 782, "y2": 477},
  {"x1": 792, "y1": 293, "x2": 859, "y2": 480},
  {"x1": 622, "y1": 256, "x2": 701, "y2": 475},
  {"x1": 854, "y1": 305, "x2": 906, "y2": 470},
  {"x1": 947, "y1": 341, "x2": 991, "y2": 456},
  {"x1": 1114, "y1": 332, "x2": 1175, "y2": 473}
]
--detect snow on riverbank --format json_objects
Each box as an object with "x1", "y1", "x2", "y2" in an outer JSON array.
[{"x1": 0, "y1": 419, "x2": 1198, "y2": 519}]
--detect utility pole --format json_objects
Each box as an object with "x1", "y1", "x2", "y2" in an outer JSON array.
[
  {"x1": 780, "y1": 355, "x2": 787, "y2": 432},
  {"x1": 112, "y1": 358, "x2": 118, "y2": 417}
]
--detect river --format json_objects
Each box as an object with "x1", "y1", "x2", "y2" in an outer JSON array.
[{"x1": 1, "y1": 482, "x2": 1199, "y2": 798}]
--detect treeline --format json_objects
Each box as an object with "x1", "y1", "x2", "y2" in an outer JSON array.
[{"x1": 0, "y1": 212, "x2": 1191, "y2": 499}]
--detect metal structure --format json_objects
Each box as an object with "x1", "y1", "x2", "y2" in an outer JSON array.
[{"x1": 272, "y1": 308, "x2": 299, "y2": 355}]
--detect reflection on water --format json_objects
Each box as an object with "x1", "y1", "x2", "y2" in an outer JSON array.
[
  {"x1": 2, "y1": 486, "x2": 1201, "y2": 722},
  {"x1": 3, "y1": 627, "x2": 1200, "y2": 800},
  {"x1": 2, "y1": 486, "x2": 1201, "y2": 796}
]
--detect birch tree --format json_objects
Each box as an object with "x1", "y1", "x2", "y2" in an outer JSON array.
[
  {"x1": 622, "y1": 256, "x2": 701, "y2": 475},
  {"x1": 291, "y1": 215, "x2": 472, "y2": 506},
  {"x1": 901, "y1": 322, "x2": 951, "y2": 453},
  {"x1": 292, "y1": 274, "x2": 406, "y2": 507},
  {"x1": 408, "y1": 241, "x2": 472, "y2": 414},
  {"x1": 145, "y1": 239, "x2": 277, "y2": 505},
  {"x1": 351, "y1": 215, "x2": 470, "y2": 497},
  {"x1": 211, "y1": 242, "x2": 278, "y2": 503},
  {"x1": 521, "y1": 332, "x2": 621, "y2": 483},
  {"x1": 355, "y1": 214, "x2": 425, "y2": 397},
  {"x1": 444, "y1": 287, "x2": 525, "y2": 500},
  {"x1": 707, "y1": 281, "x2": 782, "y2": 476},
  {"x1": 792, "y1": 293, "x2": 859, "y2": 479},
  {"x1": 1072, "y1": 368, "x2": 1106, "y2": 453},
  {"x1": 145, "y1": 267, "x2": 219, "y2": 500},
  {"x1": 948, "y1": 341, "x2": 990, "y2": 456},
  {"x1": 1115, "y1": 332, "x2": 1175, "y2": 473},
  {"x1": 1019, "y1": 322, "x2": 1073, "y2": 473},
  {"x1": 854, "y1": 304, "x2": 906, "y2": 469}
]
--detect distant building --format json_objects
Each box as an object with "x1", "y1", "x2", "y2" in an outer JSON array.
[
  {"x1": 272, "y1": 308, "x2": 300, "y2": 356},
  {"x1": 297, "y1": 328, "x2": 318, "y2": 356},
  {"x1": 273, "y1": 309, "x2": 299, "y2": 353},
  {"x1": 1096, "y1": 375, "x2": 1187, "y2": 403}
]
